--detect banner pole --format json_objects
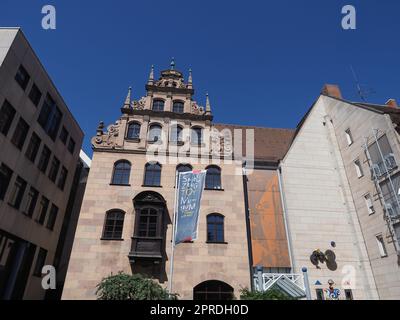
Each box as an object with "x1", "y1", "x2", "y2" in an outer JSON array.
[{"x1": 168, "y1": 170, "x2": 179, "y2": 294}]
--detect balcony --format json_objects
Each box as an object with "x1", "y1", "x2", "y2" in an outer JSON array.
[
  {"x1": 254, "y1": 273, "x2": 306, "y2": 299},
  {"x1": 370, "y1": 153, "x2": 397, "y2": 180},
  {"x1": 128, "y1": 236, "x2": 163, "y2": 263}
]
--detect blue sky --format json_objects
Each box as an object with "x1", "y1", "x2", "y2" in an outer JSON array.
[{"x1": 1, "y1": 0, "x2": 399, "y2": 155}]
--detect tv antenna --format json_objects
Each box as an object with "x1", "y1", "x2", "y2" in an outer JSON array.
[{"x1": 350, "y1": 65, "x2": 375, "y2": 102}]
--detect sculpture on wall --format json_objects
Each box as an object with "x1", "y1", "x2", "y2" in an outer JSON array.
[
  {"x1": 324, "y1": 279, "x2": 340, "y2": 300},
  {"x1": 310, "y1": 249, "x2": 337, "y2": 271}
]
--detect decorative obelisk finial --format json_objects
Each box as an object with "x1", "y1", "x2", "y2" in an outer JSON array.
[
  {"x1": 170, "y1": 57, "x2": 175, "y2": 70},
  {"x1": 123, "y1": 86, "x2": 132, "y2": 109},
  {"x1": 205, "y1": 92, "x2": 211, "y2": 114},
  {"x1": 188, "y1": 68, "x2": 193, "y2": 89},
  {"x1": 148, "y1": 65, "x2": 154, "y2": 85}
]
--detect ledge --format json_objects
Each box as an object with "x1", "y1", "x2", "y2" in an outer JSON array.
[
  {"x1": 142, "y1": 185, "x2": 162, "y2": 188},
  {"x1": 110, "y1": 183, "x2": 131, "y2": 186},
  {"x1": 205, "y1": 188, "x2": 224, "y2": 191},
  {"x1": 206, "y1": 241, "x2": 228, "y2": 245},
  {"x1": 100, "y1": 238, "x2": 124, "y2": 241}
]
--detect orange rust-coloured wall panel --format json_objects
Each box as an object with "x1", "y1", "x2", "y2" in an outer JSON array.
[{"x1": 247, "y1": 169, "x2": 290, "y2": 268}]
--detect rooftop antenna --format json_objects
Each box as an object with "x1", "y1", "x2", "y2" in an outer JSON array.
[{"x1": 350, "y1": 65, "x2": 375, "y2": 102}]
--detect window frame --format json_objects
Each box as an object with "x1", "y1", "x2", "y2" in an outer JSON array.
[
  {"x1": 143, "y1": 162, "x2": 162, "y2": 187},
  {"x1": 148, "y1": 124, "x2": 163, "y2": 143},
  {"x1": 172, "y1": 100, "x2": 184, "y2": 113},
  {"x1": 126, "y1": 122, "x2": 141, "y2": 140},
  {"x1": 345, "y1": 128, "x2": 353, "y2": 146},
  {"x1": 0, "y1": 100, "x2": 16, "y2": 137},
  {"x1": 206, "y1": 213, "x2": 225, "y2": 243},
  {"x1": 110, "y1": 160, "x2": 131, "y2": 186},
  {"x1": 101, "y1": 209, "x2": 125, "y2": 240},
  {"x1": 376, "y1": 234, "x2": 388, "y2": 258},
  {"x1": 15, "y1": 65, "x2": 30, "y2": 91},
  {"x1": 354, "y1": 159, "x2": 364, "y2": 178},
  {"x1": 205, "y1": 165, "x2": 222, "y2": 190},
  {"x1": 152, "y1": 99, "x2": 165, "y2": 112}
]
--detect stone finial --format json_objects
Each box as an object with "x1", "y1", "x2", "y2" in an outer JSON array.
[
  {"x1": 148, "y1": 65, "x2": 154, "y2": 85},
  {"x1": 188, "y1": 68, "x2": 193, "y2": 89},
  {"x1": 123, "y1": 86, "x2": 132, "y2": 109},
  {"x1": 206, "y1": 92, "x2": 211, "y2": 114},
  {"x1": 170, "y1": 57, "x2": 175, "y2": 70}
]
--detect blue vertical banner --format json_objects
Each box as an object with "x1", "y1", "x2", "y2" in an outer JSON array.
[{"x1": 174, "y1": 170, "x2": 207, "y2": 245}]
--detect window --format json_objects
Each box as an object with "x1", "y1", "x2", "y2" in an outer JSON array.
[
  {"x1": 173, "y1": 101, "x2": 184, "y2": 113},
  {"x1": 57, "y1": 167, "x2": 68, "y2": 190},
  {"x1": 376, "y1": 234, "x2": 387, "y2": 257},
  {"x1": 344, "y1": 289, "x2": 353, "y2": 300},
  {"x1": 8, "y1": 176, "x2": 27, "y2": 210},
  {"x1": 127, "y1": 122, "x2": 141, "y2": 140},
  {"x1": 176, "y1": 164, "x2": 192, "y2": 185},
  {"x1": 25, "y1": 132, "x2": 41, "y2": 163},
  {"x1": 15, "y1": 65, "x2": 30, "y2": 90},
  {"x1": 138, "y1": 208, "x2": 158, "y2": 237},
  {"x1": 59, "y1": 127, "x2": 68, "y2": 144},
  {"x1": 345, "y1": 129, "x2": 353, "y2": 146},
  {"x1": 144, "y1": 162, "x2": 161, "y2": 186},
  {"x1": 37, "y1": 94, "x2": 63, "y2": 140},
  {"x1": 354, "y1": 160, "x2": 363, "y2": 178},
  {"x1": 152, "y1": 99, "x2": 164, "y2": 111},
  {"x1": 23, "y1": 187, "x2": 39, "y2": 217},
  {"x1": 193, "y1": 280, "x2": 234, "y2": 300},
  {"x1": 364, "y1": 194, "x2": 375, "y2": 215},
  {"x1": 33, "y1": 248, "x2": 47, "y2": 277},
  {"x1": 170, "y1": 125, "x2": 183, "y2": 143},
  {"x1": 102, "y1": 210, "x2": 125, "y2": 240},
  {"x1": 67, "y1": 138, "x2": 76, "y2": 154},
  {"x1": 38, "y1": 145, "x2": 51, "y2": 173},
  {"x1": 367, "y1": 134, "x2": 395, "y2": 175},
  {"x1": 207, "y1": 214, "x2": 224, "y2": 243},
  {"x1": 46, "y1": 204, "x2": 58, "y2": 230},
  {"x1": 0, "y1": 163, "x2": 13, "y2": 200},
  {"x1": 111, "y1": 160, "x2": 131, "y2": 185},
  {"x1": 48, "y1": 156, "x2": 60, "y2": 182},
  {"x1": 36, "y1": 196, "x2": 49, "y2": 225},
  {"x1": 0, "y1": 100, "x2": 16, "y2": 136},
  {"x1": 315, "y1": 289, "x2": 324, "y2": 300},
  {"x1": 191, "y1": 127, "x2": 202, "y2": 145},
  {"x1": 205, "y1": 166, "x2": 222, "y2": 190},
  {"x1": 148, "y1": 124, "x2": 162, "y2": 142},
  {"x1": 28, "y1": 84, "x2": 42, "y2": 107},
  {"x1": 11, "y1": 117, "x2": 29, "y2": 150}
]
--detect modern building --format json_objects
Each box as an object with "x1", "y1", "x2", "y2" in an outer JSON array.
[{"x1": 0, "y1": 28, "x2": 84, "y2": 299}]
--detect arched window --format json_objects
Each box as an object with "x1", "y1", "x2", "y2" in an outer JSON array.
[
  {"x1": 170, "y1": 125, "x2": 183, "y2": 143},
  {"x1": 152, "y1": 99, "x2": 164, "y2": 111},
  {"x1": 173, "y1": 101, "x2": 184, "y2": 113},
  {"x1": 102, "y1": 210, "x2": 125, "y2": 240},
  {"x1": 176, "y1": 164, "x2": 192, "y2": 174},
  {"x1": 207, "y1": 214, "x2": 224, "y2": 243},
  {"x1": 111, "y1": 160, "x2": 131, "y2": 185},
  {"x1": 144, "y1": 162, "x2": 162, "y2": 186},
  {"x1": 138, "y1": 208, "x2": 159, "y2": 237},
  {"x1": 191, "y1": 127, "x2": 203, "y2": 145},
  {"x1": 126, "y1": 122, "x2": 141, "y2": 140},
  {"x1": 148, "y1": 124, "x2": 162, "y2": 142},
  {"x1": 205, "y1": 166, "x2": 222, "y2": 189},
  {"x1": 193, "y1": 280, "x2": 234, "y2": 300}
]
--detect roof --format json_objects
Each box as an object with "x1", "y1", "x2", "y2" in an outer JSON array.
[{"x1": 214, "y1": 123, "x2": 295, "y2": 162}]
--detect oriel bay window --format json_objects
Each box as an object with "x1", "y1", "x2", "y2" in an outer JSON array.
[
  {"x1": 111, "y1": 160, "x2": 131, "y2": 185},
  {"x1": 102, "y1": 210, "x2": 125, "y2": 240}
]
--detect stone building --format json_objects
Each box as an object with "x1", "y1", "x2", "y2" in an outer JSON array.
[
  {"x1": 0, "y1": 28, "x2": 84, "y2": 299},
  {"x1": 62, "y1": 61, "x2": 294, "y2": 300}
]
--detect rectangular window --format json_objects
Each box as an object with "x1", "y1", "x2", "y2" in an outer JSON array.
[
  {"x1": 23, "y1": 187, "x2": 39, "y2": 217},
  {"x1": 367, "y1": 134, "x2": 395, "y2": 174},
  {"x1": 0, "y1": 100, "x2": 16, "y2": 136},
  {"x1": 364, "y1": 194, "x2": 375, "y2": 215},
  {"x1": 25, "y1": 132, "x2": 41, "y2": 163},
  {"x1": 8, "y1": 176, "x2": 27, "y2": 210},
  {"x1": 376, "y1": 234, "x2": 388, "y2": 257},
  {"x1": 37, "y1": 94, "x2": 63, "y2": 140},
  {"x1": 57, "y1": 167, "x2": 68, "y2": 190},
  {"x1": 345, "y1": 129, "x2": 353, "y2": 146},
  {"x1": 46, "y1": 204, "x2": 58, "y2": 230},
  {"x1": 15, "y1": 65, "x2": 30, "y2": 90},
  {"x1": 28, "y1": 83, "x2": 42, "y2": 107},
  {"x1": 344, "y1": 289, "x2": 353, "y2": 300},
  {"x1": 59, "y1": 126, "x2": 68, "y2": 144},
  {"x1": 11, "y1": 117, "x2": 30, "y2": 150},
  {"x1": 48, "y1": 157, "x2": 60, "y2": 182},
  {"x1": 36, "y1": 196, "x2": 49, "y2": 225},
  {"x1": 354, "y1": 160, "x2": 363, "y2": 178},
  {"x1": 67, "y1": 138, "x2": 76, "y2": 154},
  {"x1": 0, "y1": 163, "x2": 13, "y2": 200},
  {"x1": 37, "y1": 145, "x2": 51, "y2": 173},
  {"x1": 315, "y1": 289, "x2": 324, "y2": 300},
  {"x1": 33, "y1": 248, "x2": 47, "y2": 277}
]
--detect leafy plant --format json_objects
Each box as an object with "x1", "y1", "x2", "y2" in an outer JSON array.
[
  {"x1": 96, "y1": 272, "x2": 178, "y2": 300},
  {"x1": 239, "y1": 287, "x2": 295, "y2": 300}
]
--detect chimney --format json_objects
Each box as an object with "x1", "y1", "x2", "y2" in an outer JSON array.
[
  {"x1": 385, "y1": 99, "x2": 398, "y2": 108},
  {"x1": 321, "y1": 84, "x2": 342, "y2": 99}
]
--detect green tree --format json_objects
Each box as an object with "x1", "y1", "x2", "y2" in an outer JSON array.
[
  {"x1": 239, "y1": 287, "x2": 295, "y2": 300},
  {"x1": 96, "y1": 272, "x2": 178, "y2": 300}
]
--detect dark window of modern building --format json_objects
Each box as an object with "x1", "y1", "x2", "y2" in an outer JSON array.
[
  {"x1": 59, "y1": 126, "x2": 68, "y2": 144},
  {"x1": 15, "y1": 65, "x2": 30, "y2": 90},
  {"x1": 193, "y1": 280, "x2": 234, "y2": 300},
  {"x1": 46, "y1": 204, "x2": 58, "y2": 230},
  {"x1": 33, "y1": 248, "x2": 47, "y2": 277},
  {"x1": 111, "y1": 160, "x2": 131, "y2": 185},
  {"x1": 102, "y1": 210, "x2": 125, "y2": 240},
  {"x1": 25, "y1": 132, "x2": 41, "y2": 163},
  {"x1": 316, "y1": 289, "x2": 324, "y2": 300},
  {"x1": 172, "y1": 101, "x2": 184, "y2": 113},
  {"x1": 0, "y1": 100, "x2": 16, "y2": 136},
  {"x1": 48, "y1": 156, "x2": 60, "y2": 182},
  {"x1": 171, "y1": 125, "x2": 183, "y2": 143},
  {"x1": 205, "y1": 166, "x2": 222, "y2": 190},
  {"x1": 11, "y1": 117, "x2": 29, "y2": 150},
  {"x1": 138, "y1": 208, "x2": 158, "y2": 237},
  {"x1": 191, "y1": 127, "x2": 202, "y2": 145},
  {"x1": 37, "y1": 145, "x2": 51, "y2": 173},
  {"x1": 37, "y1": 94, "x2": 63, "y2": 140},
  {"x1": 67, "y1": 138, "x2": 75, "y2": 154},
  {"x1": 344, "y1": 289, "x2": 353, "y2": 300},
  {"x1": 8, "y1": 176, "x2": 27, "y2": 210},
  {"x1": 57, "y1": 166, "x2": 68, "y2": 190},
  {"x1": 152, "y1": 99, "x2": 164, "y2": 111},
  {"x1": 126, "y1": 122, "x2": 141, "y2": 140},
  {"x1": 207, "y1": 214, "x2": 224, "y2": 243},
  {"x1": 148, "y1": 124, "x2": 162, "y2": 142},
  {"x1": 144, "y1": 162, "x2": 161, "y2": 186},
  {"x1": 0, "y1": 163, "x2": 13, "y2": 200},
  {"x1": 28, "y1": 84, "x2": 42, "y2": 107},
  {"x1": 36, "y1": 196, "x2": 49, "y2": 225},
  {"x1": 23, "y1": 187, "x2": 39, "y2": 218}
]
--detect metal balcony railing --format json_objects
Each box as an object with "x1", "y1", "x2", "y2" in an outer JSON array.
[{"x1": 254, "y1": 273, "x2": 305, "y2": 293}]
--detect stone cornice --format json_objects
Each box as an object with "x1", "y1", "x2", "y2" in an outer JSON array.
[{"x1": 120, "y1": 108, "x2": 213, "y2": 121}]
